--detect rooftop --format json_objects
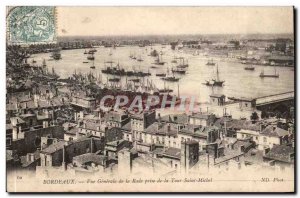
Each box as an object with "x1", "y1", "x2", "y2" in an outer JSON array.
[
  {"x1": 261, "y1": 126, "x2": 289, "y2": 137},
  {"x1": 264, "y1": 145, "x2": 294, "y2": 163},
  {"x1": 162, "y1": 147, "x2": 181, "y2": 159}
]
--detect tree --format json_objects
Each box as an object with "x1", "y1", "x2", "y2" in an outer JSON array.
[
  {"x1": 250, "y1": 112, "x2": 259, "y2": 123},
  {"x1": 261, "y1": 111, "x2": 269, "y2": 119}
]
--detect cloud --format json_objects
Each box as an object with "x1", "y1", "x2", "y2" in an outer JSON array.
[
  {"x1": 61, "y1": 29, "x2": 68, "y2": 34},
  {"x1": 82, "y1": 17, "x2": 91, "y2": 24}
]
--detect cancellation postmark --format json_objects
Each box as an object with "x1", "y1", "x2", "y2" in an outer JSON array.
[{"x1": 7, "y1": 6, "x2": 56, "y2": 45}]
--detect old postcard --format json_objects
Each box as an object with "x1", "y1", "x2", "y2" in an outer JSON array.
[{"x1": 6, "y1": 6, "x2": 295, "y2": 192}]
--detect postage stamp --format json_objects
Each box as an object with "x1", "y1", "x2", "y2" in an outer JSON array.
[{"x1": 7, "y1": 6, "x2": 56, "y2": 45}]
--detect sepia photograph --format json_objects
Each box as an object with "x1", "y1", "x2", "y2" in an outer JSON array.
[{"x1": 5, "y1": 6, "x2": 295, "y2": 192}]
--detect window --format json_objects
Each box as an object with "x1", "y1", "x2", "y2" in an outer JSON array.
[{"x1": 6, "y1": 138, "x2": 11, "y2": 145}]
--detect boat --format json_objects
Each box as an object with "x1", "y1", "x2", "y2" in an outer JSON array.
[
  {"x1": 83, "y1": 61, "x2": 89, "y2": 63},
  {"x1": 129, "y1": 78, "x2": 140, "y2": 83},
  {"x1": 158, "y1": 88, "x2": 173, "y2": 93},
  {"x1": 89, "y1": 48, "x2": 97, "y2": 53},
  {"x1": 51, "y1": 49, "x2": 61, "y2": 60},
  {"x1": 153, "y1": 54, "x2": 165, "y2": 65},
  {"x1": 87, "y1": 54, "x2": 95, "y2": 60},
  {"x1": 176, "y1": 57, "x2": 189, "y2": 68},
  {"x1": 244, "y1": 65, "x2": 255, "y2": 71},
  {"x1": 137, "y1": 55, "x2": 144, "y2": 62},
  {"x1": 158, "y1": 81, "x2": 173, "y2": 93},
  {"x1": 259, "y1": 68, "x2": 279, "y2": 78},
  {"x1": 129, "y1": 52, "x2": 136, "y2": 59},
  {"x1": 109, "y1": 77, "x2": 120, "y2": 82},
  {"x1": 132, "y1": 70, "x2": 151, "y2": 77},
  {"x1": 49, "y1": 67, "x2": 60, "y2": 79},
  {"x1": 171, "y1": 67, "x2": 186, "y2": 74},
  {"x1": 90, "y1": 60, "x2": 95, "y2": 69},
  {"x1": 193, "y1": 50, "x2": 199, "y2": 56},
  {"x1": 149, "y1": 50, "x2": 158, "y2": 57},
  {"x1": 156, "y1": 73, "x2": 166, "y2": 77},
  {"x1": 42, "y1": 59, "x2": 46, "y2": 67},
  {"x1": 206, "y1": 59, "x2": 216, "y2": 66},
  {"x1": 84, "y1": 50, "x2": 88, "y2": 54},
  {"x1": 162, "y1": 72, "x2": 179, "y2": 82},
  {"x1": 102, "y1": 61, "x2": 125, "y2": 76},
  {"x1": 203, "y1": 65, "x2": 224, "y2": 86}
]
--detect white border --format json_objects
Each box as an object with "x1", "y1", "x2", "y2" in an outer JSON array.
[{"x1": 1, "y1": 0, "x2": 298, "y2": 197}]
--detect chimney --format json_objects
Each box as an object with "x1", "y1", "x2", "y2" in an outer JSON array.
[
  {"x1": 263, "y1": 147, "x2": 270, "y2": 156},
  {"x1": 74, "y1": 112, "x2": 77, "y2": 121},
  {"x1": 30, "y1": 153, "x2": 35, "y2": 162},
  {"x1": 174, "y1": 115, "x2": 178, "y2": 122},
  {"x1": 27, "y1": 153, "x2": 35, "y2": 162},
  {"x1": 62, "y1": 145, "x2": 67, "y2": 171},
  {"x1": 90, "y1": 138, "x2": 93, "y2": 153},
  {"x1": 167, "y1": 124, "x2": 171, "y2": 132},
  {"x1": 80, "y1": 111, "x2": 84, "y2": 119},
  {"x1": 15, "y1": 102, "x2": 19, "y2": 110}
]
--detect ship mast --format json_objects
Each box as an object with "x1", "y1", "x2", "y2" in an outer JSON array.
[{"x1": 216, "y1": 64, "x2": 220, "y2": 81}]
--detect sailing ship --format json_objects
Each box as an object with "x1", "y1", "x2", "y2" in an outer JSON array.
[
  {"x1": 102, "y1": 61, "x2": 125, "y2": 76},
  {"x1": 149, "y1": 50, "x2": 158, "y2": 57},
  {"x1": 171, "y1": 67, "x2": 186, "y2": 74},
  {"x1": 244, "y1": 65, "x2": 255, "y2": 71},
  {"x1": 206, "y1": 58, "x2": 216, "y2": 66},
  {"x1": 153, "y1": 54, "x2": 165, "y2": 65},
  {"x1": 129, "y1": 52, "x2": 136, "y2": 59},
  {"x1": 48, "y1": 67, "x2": 60, "y2": 79},
  {"x1": 176, "y1": 57, "x2": 189, "y2": 68},
  {"x1": 193, "y1": 50, "x2": 199, "y2": 56},
  {"x1": 90, "y1": 60, "x2": 95, "y2": 69},
  {"x1": 87, "y1": 53, "x2": 95, "y2": 60},
  {"x1": 259, "y1": 68, "x2": 279, "y2": 78},
  {"x1": 171, "y1": 57, "x2": 178, "y2": 63},
  {"x1": 42, "y1": 59, "x2": 47, "y2": 67},
  {"x1": 203, "y1": 65, "x2": 224, "y2": 86},
  {"x1": 162, "y1": 68, "x2": 179, "y2": 82},
  {"x1": 136, "y1": 55, "x2": 144, "y2": 62}
]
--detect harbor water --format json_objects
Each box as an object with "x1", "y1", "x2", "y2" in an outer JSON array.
[{"x1": 30, "y1": 45, "x2": 294, "y2": 104}]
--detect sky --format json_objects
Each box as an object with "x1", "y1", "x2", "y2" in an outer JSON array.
[{"x1": 57, "y1": 7, "x2": 294, "y2": 36}]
